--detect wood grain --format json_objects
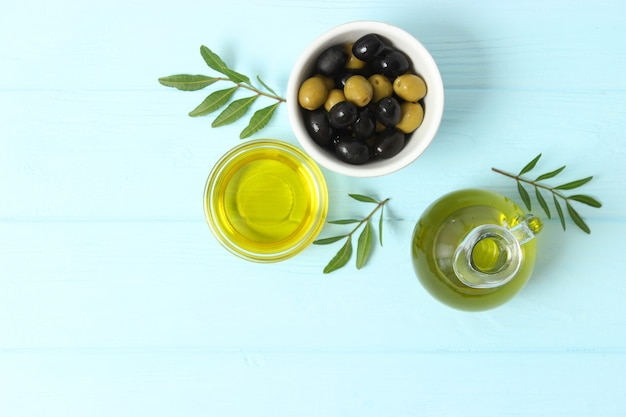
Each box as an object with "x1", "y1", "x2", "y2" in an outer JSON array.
[{"x1": 1, "y1": 1, "x2": 625, "y2": 416}]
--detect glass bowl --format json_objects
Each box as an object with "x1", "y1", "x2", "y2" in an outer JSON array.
[{"x1": 204, "y1": 139, "x2": 328, "y2": 262}]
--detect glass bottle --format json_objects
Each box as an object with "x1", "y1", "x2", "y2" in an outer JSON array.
[{"x1": 411, "y1": 189, "x2": 542, "y2": 311}]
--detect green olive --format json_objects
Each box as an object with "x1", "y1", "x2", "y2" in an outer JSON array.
[
  {"x1": 396, "y1": 101, "x2": 424, "y2": 133},
  {"x1": 315, "y1": 74, "x2": 335, "y2": 90},
  {"x1": 344, "y1": 75, "x2": 373, "y2": 107},
  {"x1": 368, "y1": 74, "x2": 393, "y2": 102},
  {"x1": 324, "y1": 88, "x2": 346, "y2": 112},
  {"x1": 298, "y1": 76, "x2": 329, "y2": 110},
  {"x1": 344, "y1": 43, "x2": 366, "y2": 70},
  {"x1": 393, "y1": 74, "x2": 427, "y2": 102}
]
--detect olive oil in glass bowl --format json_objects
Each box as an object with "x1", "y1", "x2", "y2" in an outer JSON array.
[
  {"x1": 411, "y1": 189, "x2": 543, "y2": 311},
  {"x1": 204, "y1": 139, "x2": 328, "y2": 262}
]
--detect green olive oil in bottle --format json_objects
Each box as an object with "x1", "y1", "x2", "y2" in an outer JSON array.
[{"x1": 411, "y1": 189, "x2": 542, "y2": 311}]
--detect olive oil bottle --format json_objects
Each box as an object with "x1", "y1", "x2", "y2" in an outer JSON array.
[{"x1": 411, "y1": 189, "x2": 542, "y2": 311}]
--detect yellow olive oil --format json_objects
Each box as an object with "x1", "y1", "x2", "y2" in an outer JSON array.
[
  {"x1": 411, "y1": 189, "x2": 538, "y2": 311},
  {"x1": 205, "y1": 141, "x2": 327, "y2": 262}
]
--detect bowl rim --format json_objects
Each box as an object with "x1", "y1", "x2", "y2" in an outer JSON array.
[
  {"x1": 203, "y1": 138, "x2": 329, "y2": 263},
  {"x1": 286, "y1": 20, "x2": 445, "y2": 178}
]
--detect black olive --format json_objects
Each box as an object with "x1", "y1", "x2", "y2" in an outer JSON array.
[
  {"x1": 373, "y1": 128, "x2": 406, "y2": 159},
  {"x1": 303, "y1": 109, "x2": 335, "y2": 149},
  {"x1": 335, "y1": 136, "x2": 371, "y2": 165},
  {"x1": 371, "y1": 48, "x2": 410, "y2": 78},
  {"x1": 352, "y1": 107, "x2": 376, "y2": 140},
  {"x1": 328, "y1": 101, "x2": 358, "y2": 129},
  {"x1": 375, "y1": 96, "x2": 402, "y2": 127},
  {"x1": 334, "y1": 69, "x2": 358, "y2": 89},
  {"x1": 352, "y1": 34, "x2": 386, "y2": 62},
  {"x1": 333, "y1": 69, "x2": 371, "y2": 89},
  {"x1": 316, "y1": 45, "x2": 347, "y2": 76}
]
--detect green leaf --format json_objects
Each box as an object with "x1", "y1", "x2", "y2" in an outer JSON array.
[
  {"x1": 492, "y1": 154, "x2": 601, "y2": 235},
  {"x1": 568, "y1": 194, "x2": 602, "y2": 208},
  {"x1": 356, "y1": 221, "x2": 373, "y2": 270},
  {"x1": 211, "y1": 95, "x2": 258, "y2": 127},
  {"x1": 535, "y1": 187, "x2": 551, "y2": 219},
  {"x1": 555, "y1": 176, "x2": 593, "y2": 190},
  {"x1": 554, "y1": 194, "x2": 566, "y2": 231},
  {"x1": 349, "y1": 194, "x2": 379, "y2": 203},
  {"x1": 378, "y1": 205, "x2": 384, "y2": 246},
  {"x1": 517, "y1": 181, "x2": 531, "y2": 211},
  {"x1": 313, "y1": 235, "x2": 347, "y2": 245},
  {"x1": 519, "y1": 153, "x2": 542, "y2": 175},
  {"x1": 199, "y1": 45, "x2": 251, "y2": 84},
  {"x1": 535, "y1": 165, "x2": 566, "y2": 181},
  {"x1": 257, "y1": 75, "x2": 278, "y2": 95},
  {"x1": 200, "y1": 45, "x2": 229, "y2": 73},
  {"x1": 223, "y1": 68, "x2": 251, "y2": 85},
  {"x1": 328, "y1": 219, "x2": 360, "y2": 225},
  {"x1": 240, "y1": 102, "x2": 280, "y2": 139},
  {"x1": 323, "y1": 238, "x2": 353, "y2": 274},
  {"x1": 566, "y1": 202, "x2": 591, "y2": 234},
  {"x1": 158, "y1": 74, "x2": 218, "y2": 91},
  {"x1": 188, "y1": 87, "x2": 238, "y2": 117}
]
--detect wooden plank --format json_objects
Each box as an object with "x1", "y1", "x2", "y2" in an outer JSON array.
[
  {"x1": 1, "y1": 350, "x2": 624, "y2": 417},
  {"x1": 1, "y1": 221, "x2": 624, "y2": 352}
]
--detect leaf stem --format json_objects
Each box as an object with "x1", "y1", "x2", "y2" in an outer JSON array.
[
  {"x1": 491, "y1": 167, "x2": 570, "y2": 201},
  {"x1": 215, "y1": 76, "x2": 286, "y2": 102},
  {"x1": 343, "y1": 198, "x2": 390, "y2": 239},
  {"x1": 492, "y1": 154, "x2": 600, "y2": 234},
  {"x1": 315, "y1": 196, "x2": 390, "y2": 273}
]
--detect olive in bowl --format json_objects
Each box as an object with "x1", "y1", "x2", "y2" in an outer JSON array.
[{"x1": 287, "y1": 21, "x2": 444, "y2": 178}]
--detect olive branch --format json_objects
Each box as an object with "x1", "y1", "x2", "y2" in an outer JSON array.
[
  {"x1": 313, "y1": 194, "x2": 390, "y2": 274},
  {"x1": 492, "y1": 153, "x2": 602, "y2": 233},
  {"x1": 158, "y1": 46, "x2": 285, "y2": 139}
]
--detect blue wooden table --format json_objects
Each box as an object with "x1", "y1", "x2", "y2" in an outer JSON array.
[{"x1": 1, "y1": 1, "x2": 625, "y2": 416}]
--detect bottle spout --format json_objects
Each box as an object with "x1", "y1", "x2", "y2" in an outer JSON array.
[
  {"x1": 509, "y1": 214, "x2": 543, "y2": 245},
  {"x1": 453, "y1": 214, "x2": 542, "y2": 289}
]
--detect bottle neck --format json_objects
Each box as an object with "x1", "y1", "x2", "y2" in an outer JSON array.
[{"x1": 453, "y1": 215, "x2": 542, "y2": 289}]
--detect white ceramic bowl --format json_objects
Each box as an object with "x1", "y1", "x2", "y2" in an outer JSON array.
[{"x1": 287, "y1": 21, "x2": 444, "y2": 178}]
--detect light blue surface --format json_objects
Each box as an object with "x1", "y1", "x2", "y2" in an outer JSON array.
[{"x1": 1, "y1": 1, "x2": 625, "y2": 416}]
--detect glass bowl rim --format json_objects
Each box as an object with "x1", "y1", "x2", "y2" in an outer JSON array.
[{"x1": 203, "y1": 138, "x2": 329, "y2": 262}]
